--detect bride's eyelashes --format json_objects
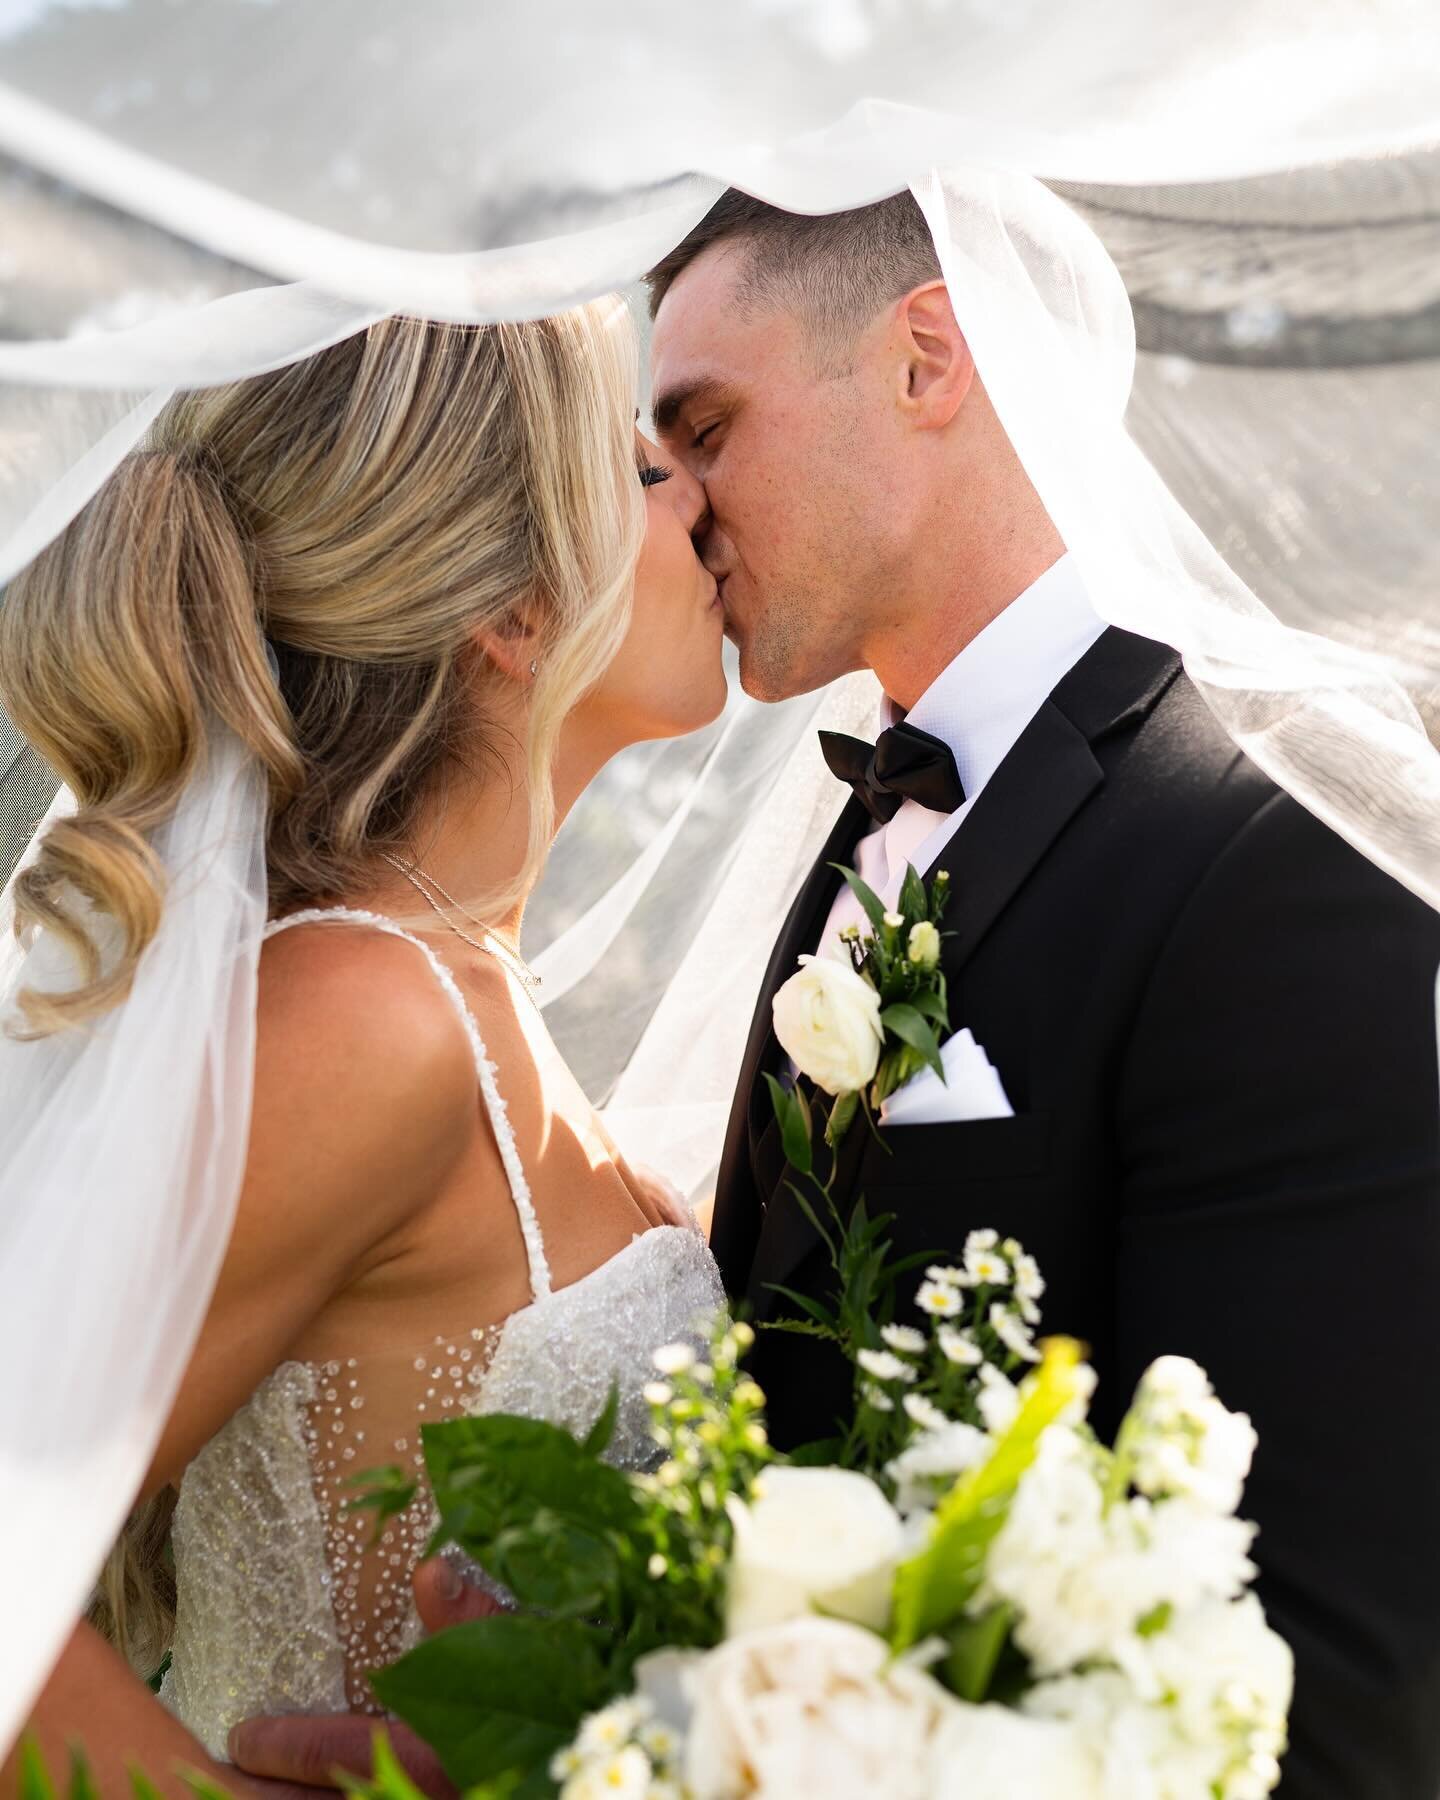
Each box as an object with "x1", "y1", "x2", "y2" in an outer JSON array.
[{"x1": 639, "y1": 461, "x2": 673, "y2": 489}]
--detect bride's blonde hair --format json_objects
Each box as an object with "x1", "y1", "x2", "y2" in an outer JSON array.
[
  {"x1": 1, "y1": 304, "x2": 643, "y2": 1036},
  {"x1": 0, "y1": 305, "x2": 643, "y2": 1669}
]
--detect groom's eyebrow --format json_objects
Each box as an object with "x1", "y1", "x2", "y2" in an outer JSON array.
[{"x1": 651, "y1": 376, "x2": 739, "y2": 437}]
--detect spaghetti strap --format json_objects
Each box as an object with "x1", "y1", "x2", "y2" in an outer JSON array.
[{"x1": 264, "y1": 907, "x2": 554, "y2": 1300}]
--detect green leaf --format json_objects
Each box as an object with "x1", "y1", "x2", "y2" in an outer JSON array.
[
  {"x1": 371, "y1": 1617, "x2": 615, "y2": 1796},
  {"x1": 786, "y1": 1435, "x2": 847, "y2": 1465},
  {"x1": 890, "y1": 1339, "x2": 1087, "y2": 1650},
  {"x1": 342, "y1": 1464, "x2": 420, "y2": 1544},
  {"x1": 65, "y1": 1752, "x2": 99, "y2": 1800},
  {"x1": 764, "y1": 1282, "x2": 841, "y2": 1334},
  {"x1": 879, "y1": 1005, "x2": 945, "y2": 1081},
  {"x1": 764, "y1": 1072, "x2": 814, "y2": 1177},
  {"x1": 908, "y1": 989, "x2": 949, "y2": 1026},
  {"x1": 17, "y1": 1742, "x2": 55, "y2": 1800},
  {"x1": 581, "y1": 1384, "x2": 621, "y2": 1458},
  {"x1": 782, "y1": 1178, "x2": 839, "y2": 1260},
  {"x1": 179, "y1": 1772, "x2": 237, "y2": 1800},
  {"x1": 421, "y1": 1414, "x2": 641, "y2": 1599},
  {"x1": 483, "y1": 1514, "x2": 626, "y2": 1620},
  {"x1": 1136, "y1": 1600, "x2": 1173, "y2": 1638},
  {"x1": 829, "y1": 863, "x2": 887, "y2": 934},
  {"x1": 825, "y1": 1089, "x2": 859, "y2": 1147},
  {"x1": 128, "y1": 1775, "x2": 165, "y2": 1800},
  {"x1": 899, "y1": 864, "x2": 927, "y2": 922},
  {"x1": 943, "y1": 1603, "x2": 1015, "y2": 1702}
]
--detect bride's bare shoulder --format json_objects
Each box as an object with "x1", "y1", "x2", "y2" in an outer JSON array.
[{"x1": 252, "y1": 919, "x2": 478, "y2": 1195}]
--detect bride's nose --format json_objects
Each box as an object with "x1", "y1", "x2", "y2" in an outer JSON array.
[{"x1": 666, "y1": 457, "x2": 709, "y2": 537}]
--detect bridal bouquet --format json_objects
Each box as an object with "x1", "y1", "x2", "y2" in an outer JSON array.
[{"x1": 354, "y1": 1233, "x2": 1291, "y2": 1799}]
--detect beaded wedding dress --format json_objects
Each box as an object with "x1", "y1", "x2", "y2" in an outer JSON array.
[{"x1": 157, "y1": 909, "x2": 725, "y2": 1757}]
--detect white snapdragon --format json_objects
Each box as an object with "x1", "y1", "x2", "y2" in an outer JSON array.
[
  {"x1": 771, "y1": 954, "x2": 884, "y2": 1096},
  {"x1": 980, "y1": 1427, "x2": 1257, "y2": 1682},
  {"x1": 976, "y1": 1363, "x2": 1022, "y2": 1433},
  {"x1": 907, "y1": 919, "x2": 942, "y2": 970},
  {"x1": 651, "y1": 1342, "x2": 696, "y2": 1377},
  {"x1": 725, "y1": 1466, "x2": 904, "y2": 1637},
  {"x1": 1127, "y1": 1357, "x2": 1257, "y2": 1515}
]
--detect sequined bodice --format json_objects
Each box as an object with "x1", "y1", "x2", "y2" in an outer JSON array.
[{"x1": 158, "y1": 909, "x2": 724, "y2": 1756}]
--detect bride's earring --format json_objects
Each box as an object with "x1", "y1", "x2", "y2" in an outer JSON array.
[{"x1": 529, "y1": 659, "x2": 538, "y2": 679}]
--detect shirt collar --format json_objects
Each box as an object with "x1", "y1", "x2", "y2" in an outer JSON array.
[{"x1": 880, "y1": 554, "x2": 1105, "y2": 806}]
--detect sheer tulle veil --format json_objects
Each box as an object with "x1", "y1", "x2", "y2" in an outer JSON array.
[{"x1": 1, "y1": 0, "x2": 1437, "y2": 1750}]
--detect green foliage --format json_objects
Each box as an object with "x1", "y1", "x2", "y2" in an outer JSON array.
[
  {"x1": 363, "y1": 1316, "x2": 767, "y2": 1795},
  {"x1": 339, "y1": 1730, "x2": 523, "y2": 1800},
  {"x1": 943, "y1": 1602, "x2": 1015, "y2": 1701},
  {"x1": 372, "y1": 1618, "x2": 613, "y2": 1798},
  {"x1": 420, "y1": 1413, "x2": 642, "y2": 1620},
  {"x1": 890, "y1": 1339, "x2": 1086, "y2": 1651},
  {"x1": 343, "y1": 1464, "x2": 420, "y2": 1544},
  {"x1": 829, "y1": 862, "x2": 888, "y2": 933},
  {"x1": 763, "y1": 1072, "x2": 813, "y2": 1176}
]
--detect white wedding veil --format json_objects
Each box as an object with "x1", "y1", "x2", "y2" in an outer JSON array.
[{"x1": 1, "y1": 0, "x2": 1437, "y2": 1752}]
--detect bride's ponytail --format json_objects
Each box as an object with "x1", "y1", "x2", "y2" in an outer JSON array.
[{"x1": 0, "y1": 446, "x2": 300, "y2": 1035}]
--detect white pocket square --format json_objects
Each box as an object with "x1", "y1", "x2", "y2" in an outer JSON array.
[{"x1": 879, "y1": 1028, "x2": 1015, "y2": 1126}]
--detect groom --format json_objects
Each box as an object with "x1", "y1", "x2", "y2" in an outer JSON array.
[{"x1": 645, "y1": 191, "x2": 1440, "y2": 1799}]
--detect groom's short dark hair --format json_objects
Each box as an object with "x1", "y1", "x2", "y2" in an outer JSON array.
[{"x1": 645, "y1": 189, "x2": 942, "y2": 358}]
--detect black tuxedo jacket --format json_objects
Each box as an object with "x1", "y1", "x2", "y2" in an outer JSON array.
[{"x1": 712, "y1": 628, "x2": 1440, "y2": 1800}]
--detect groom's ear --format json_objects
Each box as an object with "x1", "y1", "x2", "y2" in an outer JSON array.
[{"x1": 893, "y1": 282, "x2": 974, "y2": 430}]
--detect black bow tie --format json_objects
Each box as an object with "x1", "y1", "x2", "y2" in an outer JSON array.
[{"x1": 818, "y1": 721, "x2": 967, "y2": 825}]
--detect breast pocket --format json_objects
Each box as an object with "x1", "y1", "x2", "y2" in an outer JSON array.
[{"x1": 867, "y1": 1111, "x2": 1053, "y2": 1187}]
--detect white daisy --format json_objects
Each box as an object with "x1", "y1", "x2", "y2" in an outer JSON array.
[
  {"x1": 916, "y1": 1279, "x2": 964, "y2": 1317},
  {"x1": 966, "y1": 1247, "x2": 1011, "y2": 1286},
  {"x1": 938, "y1": 1326, "x2": 983, "y2": 1366},
  {"x1": 880, "y1": 1323, "x2": 928, "y2": 1355},
  {"x1": 903, "y1": 1392, "x2": 950, "y2": 1433},
  {"x1": 990, "y1": 1302, "x2": 1041, "y2": 1363},
  {"x1": 857, "y1": 1347, "x2": 918, "y2": 1384},
  {"x1": 926, "y1": 1263, "x2": 971, "y2": 1287}
]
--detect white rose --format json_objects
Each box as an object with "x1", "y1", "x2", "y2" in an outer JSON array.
[
  {"x1": 929, "y1": 1699, "x2": 1102, "y2": 1800},
  {"x1": 771, "y1": 955, "x2": 883, "y2": 1096},
  {"x1": 680, "y1": 1617, "x2": 956, "y2": 1799},
  {"x1": 725, "y1": 1466, "x2": 903, "y2": 1637}
]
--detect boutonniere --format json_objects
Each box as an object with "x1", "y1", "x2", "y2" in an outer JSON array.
[{"x1": 771, "y1": 863, "x2": 952, "y2": 1148}]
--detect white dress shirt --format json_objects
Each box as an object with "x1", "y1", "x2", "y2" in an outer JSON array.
[{"x1": 814, "y1": 554, "x2": 1106, "y2": 957}]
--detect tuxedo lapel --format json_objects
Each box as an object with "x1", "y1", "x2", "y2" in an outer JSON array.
[
  {"x1": 740, "y1": 793, "x2": 869, "y2": 1142},
  {"x1": 709, "y1": 792, "x2": 867, "y2": 1290},
  {"x1": 744, "y1": 628, "x2": 1182, "y2": 1311},
  {"x1": 933, "y1": 628, "x2": 1181, "y2": 976}
]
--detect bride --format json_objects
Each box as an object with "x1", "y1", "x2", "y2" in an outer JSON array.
[{"x1": 1, "y1": 304, "x2": 727, "y2": 1766}]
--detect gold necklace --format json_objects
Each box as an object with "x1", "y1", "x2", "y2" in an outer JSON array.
[{"x1": 379, "y1": 852, "x2": 542, "y2": 994}]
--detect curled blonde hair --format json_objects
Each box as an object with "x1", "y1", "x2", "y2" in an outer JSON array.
[
  {"x1": 0, "y1": 306, "x2": 642, "y2": 1664},
  {"x1": 0, "y1": 304, "x2": 643, "y2": 1036}
]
